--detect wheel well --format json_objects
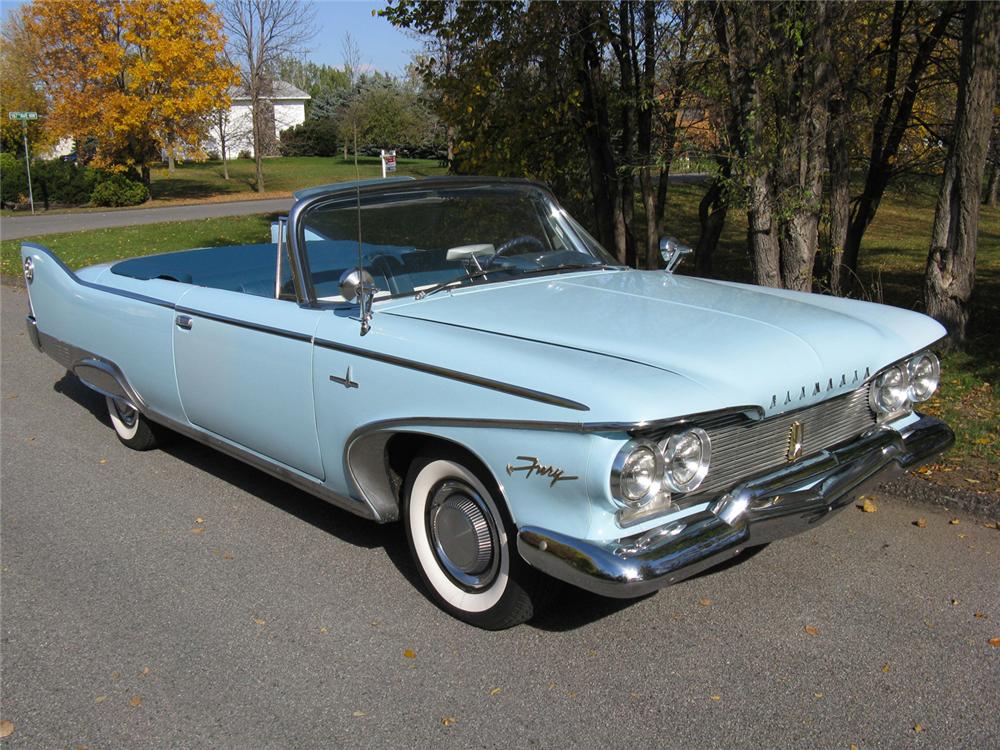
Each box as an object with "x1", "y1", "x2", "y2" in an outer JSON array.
[{"x1": 385, "y1": 433, "x2": 500, "y2": 506}]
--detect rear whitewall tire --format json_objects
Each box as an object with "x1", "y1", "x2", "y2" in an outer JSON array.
[{"x1": 105, "y1": 396, "x2": 162, "y2": 451}]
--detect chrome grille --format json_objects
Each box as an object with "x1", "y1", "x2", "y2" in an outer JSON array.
[{"x1": 672, "y1": 384, "x2": 876, "y2": 500}]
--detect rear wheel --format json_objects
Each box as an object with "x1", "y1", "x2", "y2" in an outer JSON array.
[
  {"x1": 106, "y1": 396, "x2": 163, "y2": 451},
  {"x1": 403, "y1": 450, "x2": 557, "y2": 629}
]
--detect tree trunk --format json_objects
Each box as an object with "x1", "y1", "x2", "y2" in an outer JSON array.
[
  {"x1": 695, "y1": 171, "x2": 727, "y2": 276},
  {"x1": 923, "y1": 1, "x2": 999, "y2": 345},
  {"x1": 827, "y1": 98, "x2": 850, "y2": 294},
  {"x1": 988, "y1": 162, "x2": 999, "y2": 207},
  {"x1": 748, "y1": 172, "x2": 781, "y2": 287},
  {"x1": 251, "y1": 94, "x2": 265, "y2": 193},
  {"x1": 841, "y1": 5, "x2": 955, "y2": 293}
]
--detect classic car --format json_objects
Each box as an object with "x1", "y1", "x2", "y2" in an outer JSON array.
[{"x1": 20, "y1": 176, "x2": 954, "y2": 629}]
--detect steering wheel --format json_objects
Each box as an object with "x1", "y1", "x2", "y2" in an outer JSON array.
[{"x1": 482, "y1": 235, "x2": 548, "y2": 270}]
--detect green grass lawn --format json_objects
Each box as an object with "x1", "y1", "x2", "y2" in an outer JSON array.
[
  {"x1": 3, "y1": 178, "x2": 997, "y2": 490},
  {"x1": 148, "y1": 156, "x2": 448, "y2": 202}
]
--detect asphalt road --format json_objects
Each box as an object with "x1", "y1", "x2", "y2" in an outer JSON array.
[
  {"x1": 1, "y1": 198, "x2": 292, "y2": 241},
  {"x1": 1, "y1": 286, "x2": 998, "y2": 749}
]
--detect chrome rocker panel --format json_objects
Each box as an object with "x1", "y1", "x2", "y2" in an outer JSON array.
[{"x1": 516, "y1": 414, "x2": 954, "y2": 599}]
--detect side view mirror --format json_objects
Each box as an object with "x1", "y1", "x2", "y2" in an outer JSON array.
[
  {"x1": 339, "y1": 268, "x2": 376, "y2": 302},
  {"x1": 659, "y1": 236, "x2": 693, "y2": 273},
  {"x1": 339, "y1": 267, "x2": 377, "y2": 335}
]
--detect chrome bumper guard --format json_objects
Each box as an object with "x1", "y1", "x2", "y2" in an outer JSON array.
[
  {"x1": 517, "y1": 414, "x2": 954, "y2": 599},
  {"x1": 26, "y1": 315, "x2": 42, "y2": 352}
]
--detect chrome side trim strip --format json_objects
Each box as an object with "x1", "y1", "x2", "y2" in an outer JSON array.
[
  {"x1": 314, "y1": 337, "x2": 591, "y2": 412},
  {"x1": 174, "y1": 306, "x2": 313, "y2": 343}
]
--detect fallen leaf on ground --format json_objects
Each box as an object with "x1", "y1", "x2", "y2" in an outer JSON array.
[
  {"x1": 989, "y1": 637, "x2": 1000, "y2": 647},
  {"x1": 881, "y1": 663, "x2": 890, "y2": 673},
  {"x1": 319, "y1": 627, "x2": 328, "y2": 634},
  {"x1": 129, "y1": 696, "x2": 142, "y2": 707},
  {"x1": 98, "y1": 457, "x2": 108, "y2": 464},
  {"x1": 441, "y1": 717, "x2": 457, "y2": 726},
  {"x1": 222, "y1": 552, "x2": 233, "y2": 560},
  {"x1": 253, "y1": 617, "x2": 266, "y2": 626},
  {"x1": 698, "y1": 597, "x2": 712, "y2": 607},
  {"x1": 195, "y1": 517, "x2": 204, "y2": 524},
  {"x1": 951, "y1": 599, "x2": 960, "y2": 606},
  {"x1": 190, "y1": 527, "x2": 204, "y2": 535},
  {"x1": 352, "y1": 710, "x2": 365, "y2": 717},
  {"x1": 851, "y1": 745, "x2": 859, "y2": 750},
  {"x1": 709, "y1": 694, "x2": 721, "y2": 702},
  {"x1": 94, "y1": 695, "x2": 107, "y2": 703},
  {"x1": 141, "y1": 666, "x2": 151, "y2": 676},
  {"x1": 974, "y1": 612, "x2": 987, "y2": 619},
  {"x1": 915, "y1": 517, "x2": 927, "y2": 528},
  {"x1": 0, "y1": 720, "x2": 13, "y2": 738},
  {"x1": 914, "y1": 723, "x2": 924, "y2": 733},
  {"x1": 949, "y1": 518, "x2": 960, "y2": 525},
  {"x1": 861, "y1": 498, "x2": 877, "y2": 513},
  {"x1": 403, "y1": 649, "x2": 416, "y2": 659},
  {"x1": 111, "y1": 671, "x2": 121, "y2": 680},
  {"x1": 489, "y1": 687, "x2": 502, "y2": 696},
  {"x1": 804, "y1": 625, "x2": 820, "y2": 636},
  {"x1": 814, "y1": 692, "x2": 823, "y2": 699}
]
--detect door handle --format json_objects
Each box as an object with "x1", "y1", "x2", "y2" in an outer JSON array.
[{"x1": 175, "y1": 315, "x2": 193, "y2": 330}]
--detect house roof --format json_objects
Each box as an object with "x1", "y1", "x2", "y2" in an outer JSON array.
[{"x1": 228, "y1": 80, "x2": 310, "y2": 101}]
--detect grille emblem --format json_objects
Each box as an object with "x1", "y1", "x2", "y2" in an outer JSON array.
[{"x1": 787, "y1": 421, "x2": 804, "y2": 461}]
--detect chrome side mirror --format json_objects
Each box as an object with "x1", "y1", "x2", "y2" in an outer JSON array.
[
  {"x1": 339, "y1": 268, "x2": 375, "y2": 302},
  {"x1": 659, "y1": 236, "x2": 693, "y2": 273},
  {"x1": 339, "y1": 268, "x2": 377, "y2": 335}
]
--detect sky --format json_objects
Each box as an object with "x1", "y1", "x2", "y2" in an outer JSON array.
[{"x1": 0, "y1": 0, "x2": 422, "y2": 76}]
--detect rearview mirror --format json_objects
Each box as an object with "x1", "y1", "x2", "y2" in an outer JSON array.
[{"x1": 659, "y1": 236, "x2": 693, "y2": 273}]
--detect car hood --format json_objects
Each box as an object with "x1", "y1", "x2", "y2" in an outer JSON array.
[{"x1": 384, "y1": 270, "x2": 945, "y2": 417}]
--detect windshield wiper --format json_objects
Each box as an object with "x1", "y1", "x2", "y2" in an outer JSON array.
[{"x1": 414, "y1": 262, "x2": 617, "y2": 301}]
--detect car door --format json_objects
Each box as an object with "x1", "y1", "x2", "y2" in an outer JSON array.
[{"x1": 172, "y1": 286, "x2": 326, "y2": 479}]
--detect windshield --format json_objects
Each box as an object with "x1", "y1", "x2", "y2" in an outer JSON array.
[{"x1": 297, "y1": 183, "x2": 619, "y2": 303}]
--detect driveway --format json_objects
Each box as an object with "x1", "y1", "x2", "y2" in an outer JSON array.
[
  {"x1": 1, "y1": 198, "x2": 292, "y2": 241},
  {"x1": 1, "y1": 287, "x2": 997, "y2": 749}
]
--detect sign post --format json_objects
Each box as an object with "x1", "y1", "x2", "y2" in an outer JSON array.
[
  {"x1": 380, "y1": 149, "x2": 396, "y2": 178},
  {"x1": 8, "y1": 111, "x2": 38, "y2": 214}
]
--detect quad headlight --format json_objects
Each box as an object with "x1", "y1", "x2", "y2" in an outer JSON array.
[
  {"x1": 658, "y1": 427, "x2": 711, "y2": 493},
  {"x1": 611, "y1": 428, "x2": 713, "y2": 508},
  {"x1": 906, "y1": 351, "x2": 940, "y2": 402},
  {"x1": 610, "y1": 440, "x2": 664, "y2": 507},
  {"x1": 869, "y1": 350, "x2": 940, "y2": 417}
]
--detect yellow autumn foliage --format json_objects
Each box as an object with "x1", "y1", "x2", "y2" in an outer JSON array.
[{"x1": 25, "y1": 0, "x2": 237, "y2": 173}]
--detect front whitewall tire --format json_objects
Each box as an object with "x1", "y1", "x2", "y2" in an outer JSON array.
[{"x1": 408, "y1": 459, "x2": 511, "y2": 613}]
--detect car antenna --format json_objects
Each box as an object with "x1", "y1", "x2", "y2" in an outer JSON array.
[{"x1": 353, "y1": 123, "x2": 372, "y2": 335}]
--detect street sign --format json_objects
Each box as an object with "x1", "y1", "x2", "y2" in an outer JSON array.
[
  {"x1": 8, "y1": 111, "x2": 38, "y2": 120},
  {"x1": 381, "y1": 149, "x2": 397, "y2": 178}
]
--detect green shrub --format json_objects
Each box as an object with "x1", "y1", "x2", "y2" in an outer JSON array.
[
  {"x1": 90, "y1": 173, "x2": 149, "y2": 207},
  {"x1": 34, "y1": 160, "x2": 99, "y2": 207},
  {"x1": 0, "y1": 152, "x2": 28, "y2": 208},
  {"x1": 279, "y1": 118, "x2": 340, "y2": 157}
]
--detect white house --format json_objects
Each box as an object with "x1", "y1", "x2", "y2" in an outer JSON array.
[{"x1": 206, "y1": 80, "x2": 310, "y2": 158}]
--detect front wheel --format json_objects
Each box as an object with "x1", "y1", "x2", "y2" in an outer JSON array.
[
  {"x1": 403, "y1": 451, "x2": 557, "y2": 629},
  {"x1": 105, "y1": 396, "x2": 164, "y2": 451}
]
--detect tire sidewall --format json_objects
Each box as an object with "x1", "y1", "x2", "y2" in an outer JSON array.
[
  {"x1": 107, "y1": 396, "x2": 140, "y2": 441},
  {"x1": 404, "y1": 453, "x2": 536, "y2": 628}
]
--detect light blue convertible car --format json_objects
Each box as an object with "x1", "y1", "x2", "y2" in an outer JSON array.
[{"x1": 21, "y1": 177, "x2": 953, "y2": 629}]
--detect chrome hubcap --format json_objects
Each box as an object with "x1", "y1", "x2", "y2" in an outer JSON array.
[
  {"x1": 427, "y1": 480, "x2": 499, "y2": 590},
  {"x1": 112, "y1": 399, "x2": 138, "y2": 429}
]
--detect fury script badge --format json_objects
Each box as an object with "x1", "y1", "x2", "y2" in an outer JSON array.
[{"x1": 505, "y1": 456, "x2": 578, "y2": 488}]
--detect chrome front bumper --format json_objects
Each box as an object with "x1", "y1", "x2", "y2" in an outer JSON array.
[{"x1": 516, "y1": 414, "x2": 954, "y2": 599}]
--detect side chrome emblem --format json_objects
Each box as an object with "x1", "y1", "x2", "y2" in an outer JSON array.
[
  {"x1": 787, "y1": 421, "x2": 804, "y2": 462},
  {"x1": 506, "y1": 456, "x2": 578, "y2": 487}
]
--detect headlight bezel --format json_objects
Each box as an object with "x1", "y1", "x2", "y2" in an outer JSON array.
[
  {"x1": 868, "y1": 363, "x2": 911, "y2": 417},
  {"x1": 658, "y1": 427, "x2": 712, "y2": 493},
  {"x1": 610, "y1": 439, "x2": 665, "y2": 508}
]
